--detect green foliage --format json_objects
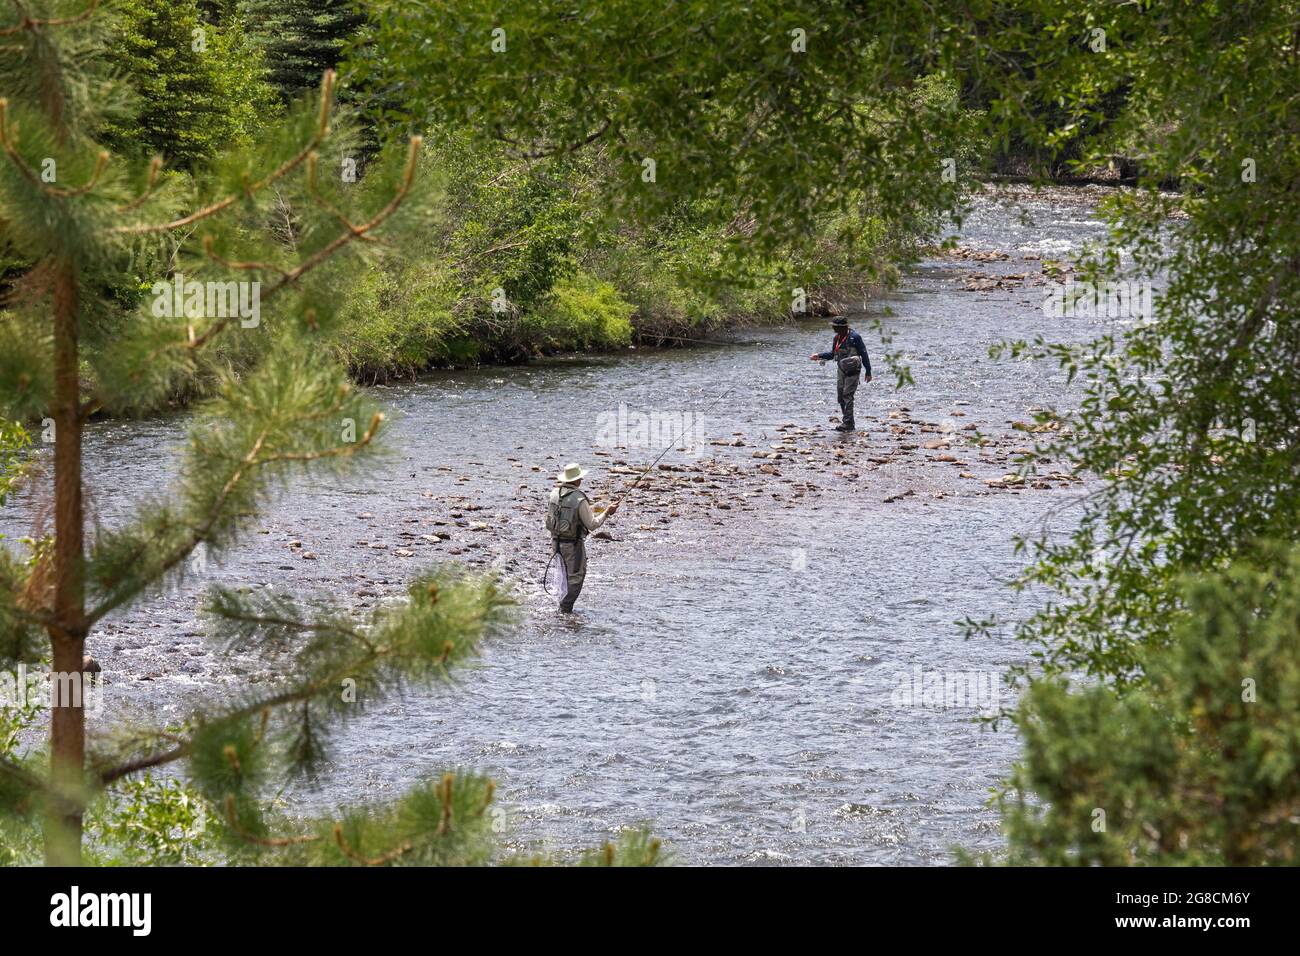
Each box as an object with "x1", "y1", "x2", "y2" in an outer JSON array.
[
  {"x1": 957, "y1": 5, "x2": 1132, "y2": 177},
  {"x1": 331, "y1": 253, "x2": 466, "y2": 378},
  {"x1": 989, "y1": 546, "x2": 1300, "y2": 865},
  {"x1": 959, "y1": 0, "x2": 1300, "y2": 690},
  {"x1": 88, "y1": 774, "x2": 217, "y2": 865},
  {"x1": 0, "y1": 661, "x2": 44, "y2": 863},
  {"x1": 0, "y1": 812, "x2": 41, "y2": 865},
  {"x1": 0, "y1": 424, "x2": 37, "y2": 663},
  {"x1": 287, "y1": 773, "x2": 501, "y2": 866},
  {"x1": 452, "y1": 154, "x2": 585, "y2": 313},
  {"x1": 587, "y1": 215, "x2": 784, "y2": 340},
  {"x1": 572, "y1": 828, "x2": 667, "y2": 867},
  {"x1": 339, "y1": 3, "x2": 978, "y2": 378},
  {"x1": 354, "y1": 0, "x2": 977, "y2": 274},
  {"x1": 519, "y1": 271, "x2": 633, "y2": 353},
  {"x1": 101, "y1": 0, "x2": 280, "y2": 166},
  {"x1": 327, "y1": 128, "x2": 903, "y2": 376},
  {"x1": 0, "y1": 670, "x2": 38, "y2": 761},
  {"x1": 0, "y1": 419, "x2": 29, "y2": 506},
  {"x1": 0, "y1": 746, "x2": 219, "y2": 866}
]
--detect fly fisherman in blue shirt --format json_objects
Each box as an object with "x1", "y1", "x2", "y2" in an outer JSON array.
[{"x1": 809, "y1": 316, "x2": 872, "y2": 431}]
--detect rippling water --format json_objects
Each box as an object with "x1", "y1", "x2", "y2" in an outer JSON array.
[{"x1": 2, "y1": 185, "x2": 1117, "y2": 864}]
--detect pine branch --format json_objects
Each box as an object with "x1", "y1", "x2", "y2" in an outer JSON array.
[
  {"x1": 258, "y1": 135, "x2": 422, "y2": 301},
  {"x1": 88, "y1": 570, "x2": 512, "y2": 814},
  {"x1": 84, "y1": 407, "x2": 383, "y2": 628},
  {"x1": 204, "y1": 645, "x2": 384, "y2": 730},
  {"x1": 204, "y1": 605, "x2": 370, "y2": 650},
  {"x1": 142, "y1": 135, "x2": 421, "y2": 365},
  {"x1": 0, "y1": 0, "x2": 99, "y2": 36},
  {"x1": 97, "y1": 743, "x2": 188, "y2": 786},
  {"x1": 200, "y1": 235, "x2": 292, "y2": 279},
  {"x1": 109, "y1": 70, "x2": 338, "y2": 236},
  {"x1": 304, "y1": 152, "x2": 380, "y2": 242},
  {"x1": 333, "y1": 825, "x2": 413, "y2": 865},
  {"x1": 312, "y1": 773, "x2": 499, "y2": 866},
  {"x1": 223, "y1": 795, "x2": 319, "y2": 847},
  {"x1": 115, "y1": 155, "x2": 162, "y2": 212},
  {"x1": 0, "y1": 99, "x2": 108, "y2": 196}
]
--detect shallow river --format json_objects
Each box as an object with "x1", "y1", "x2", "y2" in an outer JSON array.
[{"x1": 2, "y1": 185, "x2": 1118, "y2": 864}]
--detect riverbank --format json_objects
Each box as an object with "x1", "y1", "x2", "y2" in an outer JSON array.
[
  {"x1": 326, "y1": 186, "x2": 896, "y2": 383},
  {"x1": 326, "y1": 180, "x2": 1096, "y2": 383}
]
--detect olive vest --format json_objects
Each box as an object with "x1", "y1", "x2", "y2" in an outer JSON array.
[{"x1": 546, "y1": 486, "x2": 588, "y2": 542}]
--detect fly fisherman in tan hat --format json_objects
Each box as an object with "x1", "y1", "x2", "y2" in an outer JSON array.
[{"x1": 545, "y1": 462, "x2": 619, "y2": 613}]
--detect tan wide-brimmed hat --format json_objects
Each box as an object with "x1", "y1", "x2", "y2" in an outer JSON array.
[{"x1": 556, "y1": 462, "x2": 589, "y2": 483}]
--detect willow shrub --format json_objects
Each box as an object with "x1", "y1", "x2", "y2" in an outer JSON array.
[{"x1": 518, "y1": 272, "x2": 634, "y2": 354}]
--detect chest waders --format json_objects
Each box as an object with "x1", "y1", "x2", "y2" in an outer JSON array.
[
  {"x1": 546, "y1": 486, "x2": 589, "y2": 612},
  {"x1": 832, "y1": 332, "x2": 861, "y2": 430}
]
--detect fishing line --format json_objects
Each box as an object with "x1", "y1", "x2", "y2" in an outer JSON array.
[
  {"x1": 607, "y1": 349, "x2": 841, "y2": 508},
  {"x1": 606, "y1": 385, "x2": 737, "y2": 511},
  {"x1": 635, "y1": 333, "x2": 737, "y2": 348},
  {"x1": 541, "y1": 385, "x2": 737, "y2": 595},
  {"x1": 541, "y1": 358, "x2": 827, "y2": 591}
]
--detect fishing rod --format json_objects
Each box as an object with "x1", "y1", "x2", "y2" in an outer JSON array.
[{"x1": 604, "y1": 386, "x2": 736, "y2": 513}]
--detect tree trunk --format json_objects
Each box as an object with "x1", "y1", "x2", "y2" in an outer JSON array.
[{"x1": 45, "y1": 259, "x2": 85, "y2": 867}]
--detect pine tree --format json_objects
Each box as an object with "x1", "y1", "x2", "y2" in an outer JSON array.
[
  {"x1": 237, "y1": 0, "x2": 363, "y2": 102},
  {"x1": 100, "y1": 0, "x2": 280, "y2": 167},
  {"x1": 0, "y1": 1, "x2": 661, "y2": 867}
]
